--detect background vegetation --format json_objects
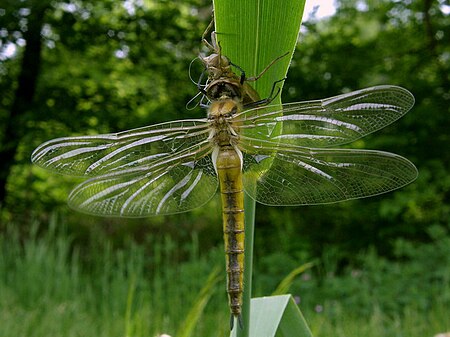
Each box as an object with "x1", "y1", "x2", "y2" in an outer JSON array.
[{"x1": 0, "y1": 0, "x2": 449, "y2": 336}]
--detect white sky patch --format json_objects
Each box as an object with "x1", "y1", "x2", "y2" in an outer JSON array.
[
  {"x1": 440, "y1": 3, "x2": 450, "y2": 15},
  {"x1": 302, "y1": 0, "x2": 337, "y2": 21},
  {"x1": 0, "y1": 42, "x2": 17, "y2": 60}
]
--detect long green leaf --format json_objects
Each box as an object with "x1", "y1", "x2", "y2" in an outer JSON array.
[
  {"x1": 212, "y1": 1, "x2": 306, "y2": 336},
  {"x1": 232, "y1": 295, "x2": 313, "y2": 337}
]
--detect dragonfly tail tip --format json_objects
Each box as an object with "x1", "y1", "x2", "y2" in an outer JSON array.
[{"x1": 229, "y1": 314, "x2": 244, "y2": 331}]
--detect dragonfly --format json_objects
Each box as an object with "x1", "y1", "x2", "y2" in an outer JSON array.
[
  {"x1": 31, "y1": 31, "x2": 417, "y2": 328},
  {"x1": 197, "y1": 18, "x2": 288, "y2": 108}
]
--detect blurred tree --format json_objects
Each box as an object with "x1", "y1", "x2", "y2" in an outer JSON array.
[
  {"x1": 0, "y1": 0, "x2": 50, "y2": 203},
  {"x1": 264, "y1": 0, "x2": 450, "y2": 260}
]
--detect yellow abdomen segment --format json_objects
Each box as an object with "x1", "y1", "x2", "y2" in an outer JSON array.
[{"x1": 216, "y1": 146, "x2": 245, "y2": 318}]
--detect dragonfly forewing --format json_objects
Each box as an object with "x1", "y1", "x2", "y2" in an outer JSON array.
[
  {"x1": 31, "y1": 118, "x2": 220, "y2": 217},
  {"x1": 235, "y1": 85, "x2": 414, "y2": 148},
  {"x1": 31, "y1": 119, "x2": 211, "y2": 176}
]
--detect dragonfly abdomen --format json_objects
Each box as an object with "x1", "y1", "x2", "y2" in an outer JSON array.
[{"x1": 216, "y1": 146, "x2": 245, "y2": 319}]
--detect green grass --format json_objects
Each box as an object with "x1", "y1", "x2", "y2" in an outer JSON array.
[
  {"x1": 0, "y1": 218, "x2": 449, "y2": 337},
  {"x1": 307, "y1": 301, "x2": 449, "y2": 336},
  {"x1": 0, "y1": 219, "x2": 229, "y2": 337}
]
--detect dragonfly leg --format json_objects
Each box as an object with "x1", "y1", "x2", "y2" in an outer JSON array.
[
  {"x1": 243, "y1": 77, "x2": 286, "y2": 109},
  {"x1": 229, "y1": 52, "x2": 287, "y2": 86},
  {"x1": 202, "y1": 13, "x2": 216, "y2": 51},
  {"x1": 228, "y1": 61, "x2": 246, "y2": 84},
  {"x1": 246, "y1": 51, "x2": 289, "y2": 82}
]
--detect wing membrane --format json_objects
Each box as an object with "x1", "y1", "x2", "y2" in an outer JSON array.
[
  {"x1": 242, "y1": 144, "x2": 417, "y2": 205},
  {"x1": 235, "y1": 85, "x2": 414, "y2": 148},
  {"x1": 31, "y1": 119, "x2": 210, "y2": 176},
  {"x1": 68, "y1": 153, "x2": 218, "y2": 217}
]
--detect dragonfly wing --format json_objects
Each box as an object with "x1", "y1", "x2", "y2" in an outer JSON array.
[
  {"x1": 68, "y1": 155, "x2": 218, "y2": 217},
  {"x1": 236, "y1": 85, "x2": 414, "y2": 148},
  {"x1": 242, "y1": 146, "x2": 418, "y2": 205},
  {"x1": 31, "y1": 119, "x2": 210, "y2": 176}
]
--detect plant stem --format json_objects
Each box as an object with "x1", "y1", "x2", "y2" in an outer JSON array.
[{"x1": 236, "y1": 193, "x2": 256, "y2": 337}]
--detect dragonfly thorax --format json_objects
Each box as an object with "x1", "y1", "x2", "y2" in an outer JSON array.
[
  {"x1": 208, "y1": 99, "x2": 241, "y2": 120},
  {"x1": 208, "y1": 97, "x2": 244, "y2": 175},
  {"x1": 208, "y1": 99, "x2": 241, "y2": 146}
]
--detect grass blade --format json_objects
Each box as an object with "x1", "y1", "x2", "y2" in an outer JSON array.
[
  {"x1": 272, "y1": 261, "x2": 317, "y2": 296},
  {"x1": 177, "y1": 266, "x2": 222, "y2": 337}
]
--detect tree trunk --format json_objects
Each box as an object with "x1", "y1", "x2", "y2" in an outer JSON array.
[{"x1": 0, "y1": 1, "x2": 48, "y2": 205}]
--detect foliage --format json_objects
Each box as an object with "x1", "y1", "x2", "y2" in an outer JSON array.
[
  {"x1": 1, "y1": 219, "x2": 449, "y2": 336},
  {"x1": 283, "y1": 223, "x2": 450, "y2": 318},
  {"x1": 0, "y1": 219, "x2": 230, "y2": 336}
]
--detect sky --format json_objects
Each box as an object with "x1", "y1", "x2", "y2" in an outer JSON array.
[{"x1": 302, "y1": 0, "x2": 337, "y2": 21}]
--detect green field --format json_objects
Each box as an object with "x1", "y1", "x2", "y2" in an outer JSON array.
[{"x1": 1, "y1": 219, "x2": 448, "y2": 337}]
